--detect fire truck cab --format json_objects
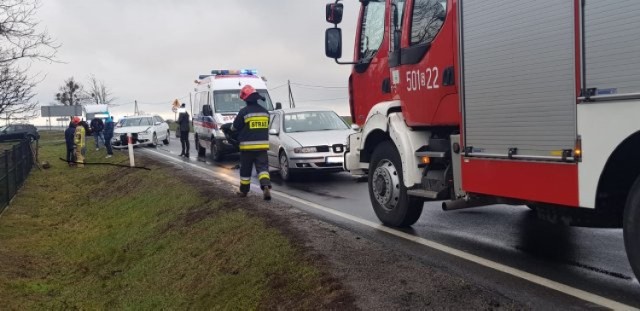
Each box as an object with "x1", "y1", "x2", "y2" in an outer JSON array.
[
  {"x1": 192, "y1": 69, "x2": 275, "y2": 161},
  {"x1": 324, "y1": 0, "x2": 640, "y2": 281}
]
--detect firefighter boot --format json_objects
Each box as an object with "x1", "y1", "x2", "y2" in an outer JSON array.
[
  {"x1": 263, "y1": 187, "x2": 271, "y2": 201},
  {"x1": 236, "y1": 191, "x2": 248, "y2": 198}
]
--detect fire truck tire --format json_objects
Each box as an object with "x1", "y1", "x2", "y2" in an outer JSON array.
[
  {"x1": 369, "y1": 140, "x2": 423, "y2": 227},
  {"x1": 211, "y1": 139, "x2": 224, "y2": 162},
  {"x1": 624, "y1": 176, "x2": 640, "y2": 280},
  {"x1": 195, "y1": 135, "x2": 206, "y2": 157}
]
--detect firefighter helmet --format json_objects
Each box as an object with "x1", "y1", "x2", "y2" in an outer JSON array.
[
  {"x1": 72, "y1": 116, "x2": 81, "y2": 124},
  {"x1": 239, "y1": 85, "x2": 257, "y2": 101}
]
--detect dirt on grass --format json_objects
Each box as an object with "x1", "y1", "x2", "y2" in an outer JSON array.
[{"x1": 0, "y1": 132, "x2": 355, "y2": 310}]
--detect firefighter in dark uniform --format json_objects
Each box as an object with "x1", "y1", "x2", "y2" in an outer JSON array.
[{"x1": 231, "y1": 84, "x2": 272, "y2": 200}]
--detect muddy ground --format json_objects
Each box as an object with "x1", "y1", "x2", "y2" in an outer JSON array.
[{"x1": 159, "y1": 155, "x2": 526, "y2": 310}]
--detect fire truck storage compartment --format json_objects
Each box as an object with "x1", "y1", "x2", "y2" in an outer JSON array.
[
  {"x1": 459, "y1": 0, "x2": 577, "y2": 159},
  {"x1": 585, "y1": 0, "x2": 640, "y2": 97}
]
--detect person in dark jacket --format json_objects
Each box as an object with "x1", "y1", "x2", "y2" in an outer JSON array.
[
  {"x1": 64, "y1": 120, "x2": 77, "y2": 167},
  {"x1": 90, "y1": 117, "x2": 105, "y2": 151},
  {"x1": 103, "y1": 116, "x2": 115, "y2": 158},
  {"x1": 231, "y1": 85, "x2": 271, "y2": 200},
  {"x1": 177, "y1": 103, "x2": 190, "y2": 157}
]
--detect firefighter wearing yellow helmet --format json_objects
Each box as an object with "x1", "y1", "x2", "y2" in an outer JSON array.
[{"x1": 230, "y1": 84, "x2": 272, "y2": 200}]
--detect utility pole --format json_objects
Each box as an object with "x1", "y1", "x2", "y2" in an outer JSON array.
[
  {"x1": 134, "y1": 100, "x2": 139, "y2": 116},
  {"x1": 287, "y1": 80, "x2": 296, "y2": 108}
]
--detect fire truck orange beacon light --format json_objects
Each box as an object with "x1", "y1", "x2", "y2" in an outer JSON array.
[{"x1": 421, "y1": 156, "x2": 430, "y2": 165}]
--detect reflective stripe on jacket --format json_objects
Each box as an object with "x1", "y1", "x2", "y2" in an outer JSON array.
[{"x1": 74, "y1": 126, "x2": 86, "y2": 147}]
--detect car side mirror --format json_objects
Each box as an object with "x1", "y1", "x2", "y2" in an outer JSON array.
[
  {"x1": 351, "y1": 124, "x2": 360, "y2": 131},
  {"x1": 269, "y1": 128, "x2": 279, "y2": 135},
  {"x1": 155, "y1": 122, "x2": 162, "y2": 126}
]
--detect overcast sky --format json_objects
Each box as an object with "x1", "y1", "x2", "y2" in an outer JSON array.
[{"x1": 30, "y1": 0, "x2": 360, "y2": 124}]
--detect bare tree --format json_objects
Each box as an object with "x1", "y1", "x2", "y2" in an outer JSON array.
[
  {"x1": 55, "y1": 77, "x2": 90, "y2": 106},
  {"x1": 0, "y1": 0, "x2": 58, "y2": 65},
  {"x1": 0, "y1": 66, "x2": 38, "y2": 121},
  {"x1": 86, "y1": 74, "x2": 116, "y2": 106},
  {"x1": 0, "y1": 0, "x2": 58, "y2": 123}
]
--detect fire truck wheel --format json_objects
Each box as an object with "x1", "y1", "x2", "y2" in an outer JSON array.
[
  {"x1": 624, "y1": 176, "x2": 640, "y2": 280},
  {"x1": 369, "y1": 140, "x2": 423, "y2": 227},
  {"x1": 195, "y1": 135, "x2": 206, "y2": 157},
  {"x1": 211, "y1": 139, "x2": 224, "y2": 162}
]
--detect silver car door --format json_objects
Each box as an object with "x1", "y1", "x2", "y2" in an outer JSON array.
[{"x1": 268, "y1": 113, "x2": 281, "y2": 167}]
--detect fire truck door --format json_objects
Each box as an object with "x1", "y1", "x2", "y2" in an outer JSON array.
[
  {"x1": 459, "y1": 0, "x2": 578, "y2": 160},
  {"x1": 351, "y1": 0, "x2": 392, "y2": 125}
]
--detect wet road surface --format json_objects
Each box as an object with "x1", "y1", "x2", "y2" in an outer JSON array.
[{"x1": 143, "y1": 133, "x2": 640, "y2": 308}]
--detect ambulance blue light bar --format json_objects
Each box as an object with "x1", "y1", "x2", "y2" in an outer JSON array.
[{"x1": 210, "y1": 69, "x2": 258, "y2": 76}]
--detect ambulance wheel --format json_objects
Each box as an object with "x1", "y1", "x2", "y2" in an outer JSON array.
[
  {"x1": 211, "y1": 139, "x2": 224, "y2": 162},
  {"x1": 624, "y1": 176, "x2": 640, "y2": 281},
  {"x1": 163, "y1": 130, "x2": 170, "y2": 145},
  {"x1": 195, "y1": 135, "x2": 205, "y2": 157},
  {"x1": 369, "y1": 140, "x2": 423, "y2": 227}
]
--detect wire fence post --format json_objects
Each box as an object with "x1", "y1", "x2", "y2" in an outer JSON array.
[{"x1": 4, "y1": 150, "x2": 8, "y2": 208}]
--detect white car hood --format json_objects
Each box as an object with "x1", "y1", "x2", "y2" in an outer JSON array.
[
  {"x1": 285, "y1": 129, "x2": 352, "y2": 147},
  {"x1": 114, "y1": 126, "x2": 151, "y2": 135}
]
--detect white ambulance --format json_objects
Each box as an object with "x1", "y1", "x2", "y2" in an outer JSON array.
[{"x1": 192, "y1": 69, "x2": 275, "y2": 161}]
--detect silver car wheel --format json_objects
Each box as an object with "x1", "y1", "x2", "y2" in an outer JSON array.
[
  {"x1": 372, "y1": 159, "x2": 401, "y2": 212},
  {"x1": 279, "y1": 153, "x2": 290, "y2": 180}
]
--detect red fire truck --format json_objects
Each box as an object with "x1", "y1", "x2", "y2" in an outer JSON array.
[{"x1": 324, "y1": 0, "x2": 640, "y2": 280}]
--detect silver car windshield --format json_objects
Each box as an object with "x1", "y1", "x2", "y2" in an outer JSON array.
[
  {"x1": 213, "y1": 90, "x2": 273, "y2": 113},
  {"x1": 283, "y1": 111, "x2": 349, "y2": 133},
  {"x1": 121, "y1": 117, "x2": 153, "y2": 127}
]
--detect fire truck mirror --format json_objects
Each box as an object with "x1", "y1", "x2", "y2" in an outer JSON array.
[
  {"x1": 275, "y1": 102, "x2": 282, "y2": 110},
  {"x1": 326, "y1": 3, "x2": 344, "y2": 24},
  {"x1": 325, "y1": 28, "x2": 343, "y2": 59}
]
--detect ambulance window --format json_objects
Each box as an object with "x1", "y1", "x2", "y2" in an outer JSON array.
[
  {"x1": 410, "y1": 0, "x2": 446, "y2": 46},
  {"x1": 359, "y1": 0, "x2": 386, "y2": 62}
]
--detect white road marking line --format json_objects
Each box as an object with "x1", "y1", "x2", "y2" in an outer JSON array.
[{"x1": 143, "y1": 149, "x2": 638, "y2": 310}]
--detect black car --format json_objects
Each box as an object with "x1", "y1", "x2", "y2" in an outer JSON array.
[{"x1": 0, "y1": 124, "x2": 40, "y2": 142}]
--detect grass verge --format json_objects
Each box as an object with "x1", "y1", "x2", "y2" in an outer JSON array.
[{"x1": 0, "y1": 132, "x2": 350, "y2": 309}]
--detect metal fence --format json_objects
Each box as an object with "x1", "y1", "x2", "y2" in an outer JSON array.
[{"x1": 0, "y1": 139, "x2": 35, "y2": 212}]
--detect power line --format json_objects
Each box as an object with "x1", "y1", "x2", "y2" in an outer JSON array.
[
  {"x1": 296, "y1": 97, "x2": 349, "y2": 103},
  {"x1": 269, "y1": 83, "x2": 288, "y2": 91},
  {"x1": 290, "y1": 82, "x2": 348, "y2": 89}
]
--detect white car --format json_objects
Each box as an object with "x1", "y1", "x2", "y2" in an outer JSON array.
[{"x1": 112, "y1": 115, "x2": 170, "y2": 147}]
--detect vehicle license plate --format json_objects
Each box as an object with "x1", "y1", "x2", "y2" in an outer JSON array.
[{"x1": 326, "y1": 156, "x2": 343, "y2": 164}]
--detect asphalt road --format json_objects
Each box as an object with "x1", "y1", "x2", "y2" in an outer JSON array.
[{"x1": 143, "y1": 133, "x2": 640, "y2": 309}]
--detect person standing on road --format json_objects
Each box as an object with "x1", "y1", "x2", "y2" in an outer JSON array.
[
  {"x1": 231, "y1": 85, "x2": 271, "y2": 200},
  {"x1": 177, "y1": 103, "x2": 190, "y2": 157},
  {"x1": 65, "y1": 120, "x2": 77, "y2": 167},
  {"x1": 90, "y1": 117, "x2": 105, "y2": 151},
  {"x1": 74, "y1": 117, "x2": 86, "y2": 168},
  {"x1": 103, "y1": 116, "x2": 115, "y2": 158}
]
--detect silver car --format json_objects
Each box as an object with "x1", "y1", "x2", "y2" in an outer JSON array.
[{"x1": 267, "y1": 107, "x2": 354, "y2": 181}]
